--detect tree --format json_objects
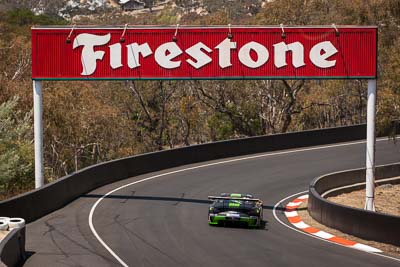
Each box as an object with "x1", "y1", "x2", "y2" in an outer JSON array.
[
  {"x1": 1, "y1": 0, "x2": 400, "y2": 199},
  {"x1": 0, "y1": 97, "x2": 34, "y2": 199},
  {"x1": 127, "y1": 80, "x2": 176, "y2": 151},
  {"x1": 43, "y1": 81, "x2": 138, "y2": 179},
  {"x1": 256, "y1": 80, "x2": 306, "y2": 133}
]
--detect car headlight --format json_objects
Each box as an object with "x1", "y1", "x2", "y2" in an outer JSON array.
[{"x1": 209, "y1": 207, "x2": 219, "y2": 213}]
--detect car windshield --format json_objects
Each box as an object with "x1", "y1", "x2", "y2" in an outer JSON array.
[{"x1": 214, "y1": 199, "x2": 256, "y2": 210}]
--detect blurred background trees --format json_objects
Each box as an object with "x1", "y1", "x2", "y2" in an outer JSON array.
[
  {"x1": 0, "y1": 0, "x2": 399, "y2": 198},
  {"x1": 0, "y1": 97, "x2": 33, "y2": 198}
]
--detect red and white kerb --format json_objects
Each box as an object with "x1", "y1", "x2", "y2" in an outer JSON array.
[{"x1": 284, "y1": 195, "x2": 382, "y2": 253}]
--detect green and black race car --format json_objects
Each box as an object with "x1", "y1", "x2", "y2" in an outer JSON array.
[{"x1": 208, "y1": 193, "x2": 263, "y2": 228}]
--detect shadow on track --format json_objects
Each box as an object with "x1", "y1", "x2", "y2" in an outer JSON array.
[
  {"x1": 82, "y1": 194, "x2": 289, "y2": 211},
  {"x1": 84, "y1": 193, "x2": 272, "y2": 230},
  {"x1": 209, "y1": 220, "x2": 269, "y2": 230}
]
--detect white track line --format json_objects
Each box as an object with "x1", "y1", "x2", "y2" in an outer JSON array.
[
  {"x1": 273, "y1": 192, "x2": 400, "y2": 263},
  {"x1": 88, "y1": 137, "x2": 396, "y2": 266}
]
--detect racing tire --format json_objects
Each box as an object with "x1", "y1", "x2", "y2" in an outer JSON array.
[
  {"x1": 0, "y1": 218, "x2": 9, "y2": 231},
  {"x1": 0, "y1": 217, "x2": 10, "y2": 224},
  {"x1": 256, "y1": 217, "x2": 262, "y2": 229}
]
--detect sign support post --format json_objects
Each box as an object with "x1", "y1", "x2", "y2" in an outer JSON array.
[
  {"x1": 365, "y1": 79, "x2": 376, "y2": 211},
  {"x1": 33, "y1": 80, "x2": 44, "y2": 188}
]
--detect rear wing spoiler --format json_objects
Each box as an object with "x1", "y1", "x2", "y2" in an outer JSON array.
[{"x1": 208, "y1": 196, "x2": 262, "y2": 203}]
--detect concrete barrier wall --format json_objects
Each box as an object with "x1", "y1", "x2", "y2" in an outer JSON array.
[
  {"x1": 308, "y1": 163, "x2": 400, "y2": 246},
  {"x1": 0, "y1": 228, "x2": 25, "y2": 267},
  {"x1": 0, "y1": 124, "x2": 371, "y2": 223}
]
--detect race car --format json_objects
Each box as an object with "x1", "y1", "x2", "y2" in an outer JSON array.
[{"x1": 208, "y1": 193, "x2": 263, "y2": 228}]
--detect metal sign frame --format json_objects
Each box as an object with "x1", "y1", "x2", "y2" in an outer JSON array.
[
  {"x1": 31, "y1": 25, "x2": 378, "y2": 211},
  {"x1": 32, "y1": 25, "x2": 377, "y2": 80}
]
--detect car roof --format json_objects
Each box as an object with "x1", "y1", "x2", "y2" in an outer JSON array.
[{"x1": 220, "y1": 193, "x2": 254, "y2": 199}]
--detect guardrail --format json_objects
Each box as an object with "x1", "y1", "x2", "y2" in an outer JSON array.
[{"x1": 308, "y1": 163, "x2": 400, "y2": 246}]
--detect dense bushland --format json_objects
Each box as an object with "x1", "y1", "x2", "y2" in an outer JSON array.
[{"x1": 0, "y1": 0, "x2": 399, "y2": 198}]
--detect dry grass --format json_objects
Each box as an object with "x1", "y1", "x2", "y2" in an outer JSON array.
[{"x1": 328, "y1": 184, "x2": 400, "y2": 216}]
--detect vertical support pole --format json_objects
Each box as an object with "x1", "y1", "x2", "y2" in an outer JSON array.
[
  {"x1": 33, "y1": 80, "x2": 44, "y2": 188},
  {"x1": 365, "y1": 79, "x2": 376, "y2": 211}
]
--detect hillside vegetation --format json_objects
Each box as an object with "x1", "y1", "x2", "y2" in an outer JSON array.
[{"x1": 0, "y1": 0, "x2": 399, "y2": 199}]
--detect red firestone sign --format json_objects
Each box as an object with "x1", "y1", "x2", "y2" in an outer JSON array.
[{"x1": 31, "y1": 26, "x2": 377, "y2": 80}]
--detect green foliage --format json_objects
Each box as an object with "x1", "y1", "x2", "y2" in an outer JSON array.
[
  {"x1": 1, "y1": 8, "x2": 66, "y2": 26},
  {"x1": 0, "y1": 97, "x2": 34, "y2": 199},
  {"x1": 208, "y1": 113, "x2": 234, "y2": 141},
  {"x1": 203, "y1": 0, "x2": 260, "y2": 20},
  {"x1": 146, "y1": 8, "x2": 180, "y2": 25},
  {"x1": 1, "y1": 0, "x2": 400, "y2": 199}
]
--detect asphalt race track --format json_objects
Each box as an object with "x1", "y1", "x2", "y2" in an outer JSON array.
[{"x1": 24, "y1": 139, "x2": 400, "y2": 267}]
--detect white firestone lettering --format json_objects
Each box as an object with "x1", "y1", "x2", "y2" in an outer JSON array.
[
  {"x1": 238, "y1": 41, "x2": 269, "y2": 68},
  {"x1": 274, "y1": 41, "x2": 306, "y2": 68},
  {"x1": 109, "y1": 43, "x2": 122, "y2": 69},
  {"x1": 155, "y1": 42, "x2": 183, "y2": 69},
  {"x1": 73, "y1": 33, "x2": 111, "y2": 75},
  {"x1": 72, "y1": 33, "x2": 339, "y2": 74},
  {"x1": 215, "y1": 38, "x2": 237, "y2": 68},
  {"x1": 185, "y1": 42, "x2": 212, "y2": 69},
  {"x1": 127, "y1": 43, "x2": 152, "y2": 69},
  {"x1": 310, "y1": 41, "x2": 338, "y2": 68}
]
